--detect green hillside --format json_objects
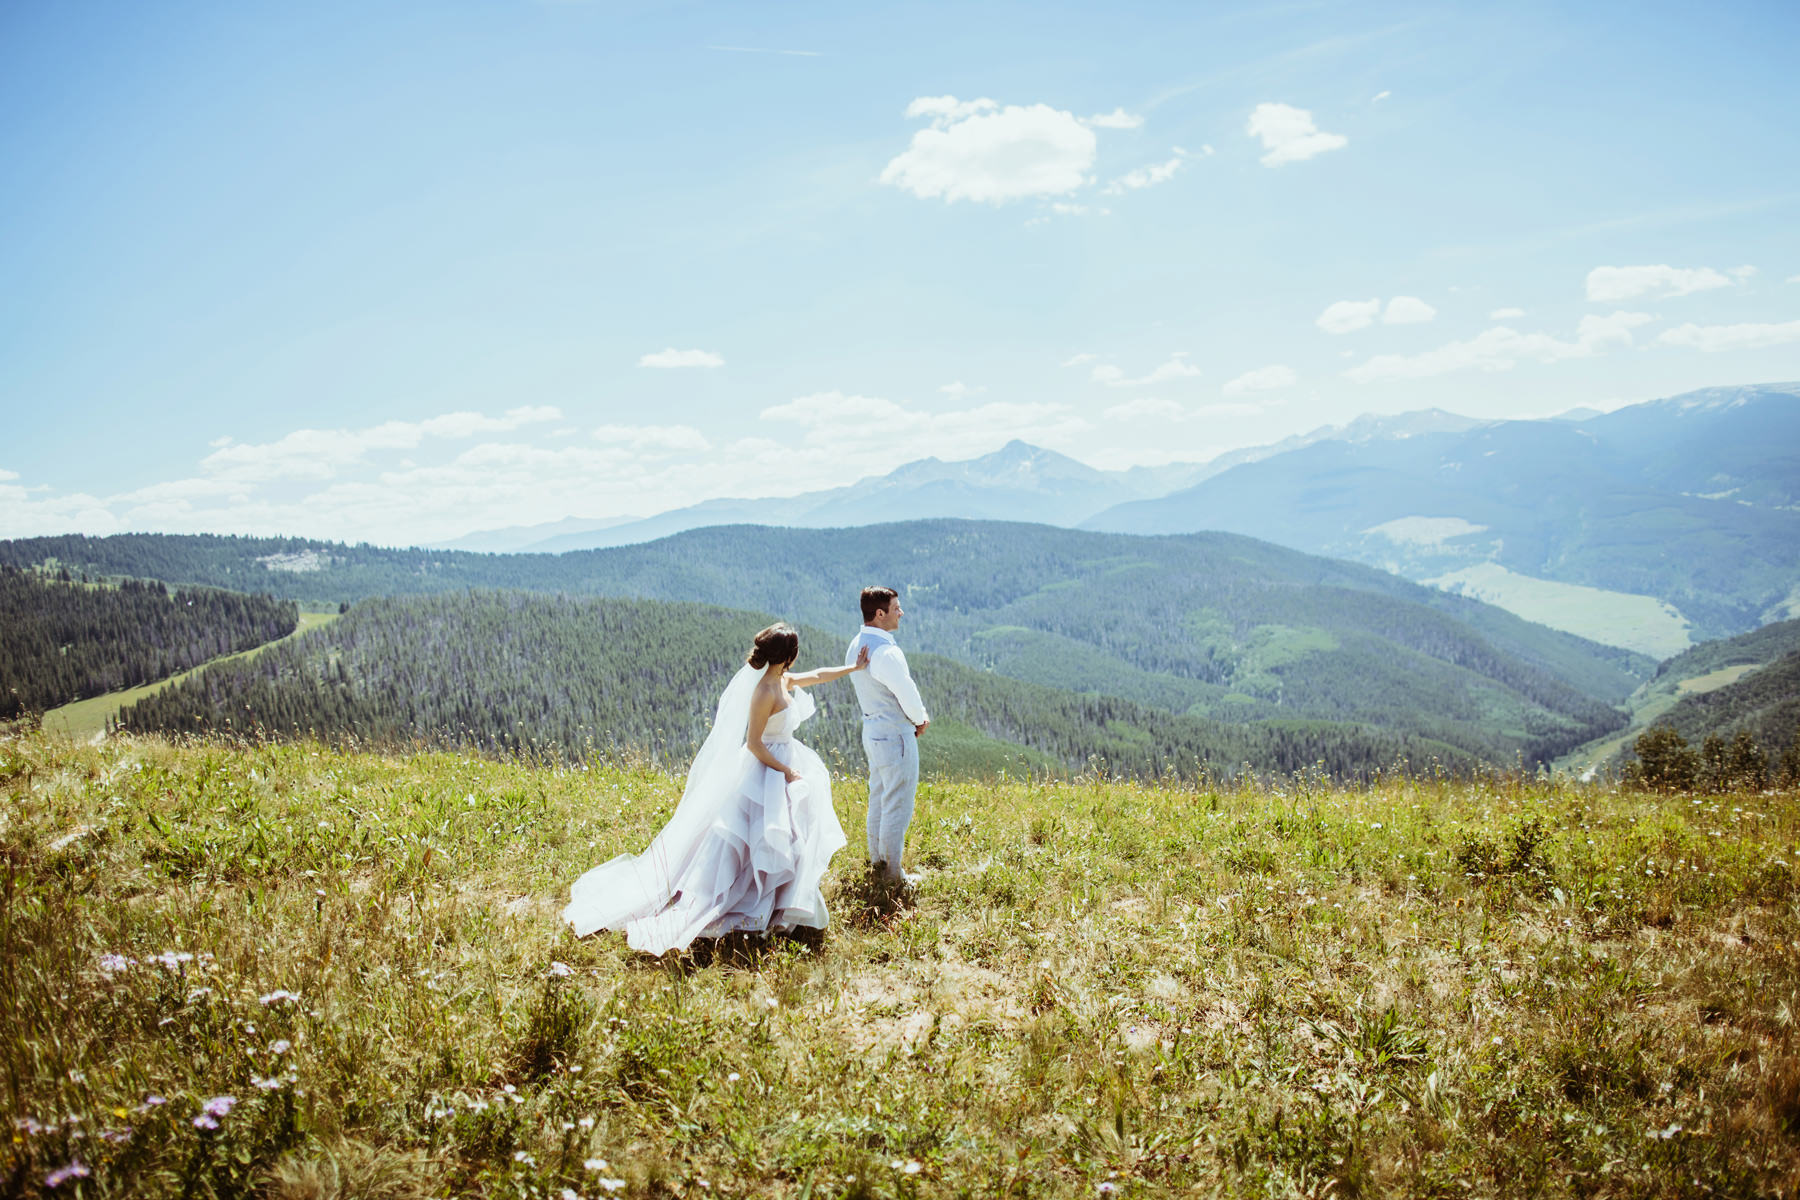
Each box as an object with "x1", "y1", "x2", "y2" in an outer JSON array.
[
  {"x1": 117, "y1": 590, "x2": 1479, "y2": 779},
  {"x1": 2, "y1": 523, "x2": 1649, "y2": 765},
  {"x1": 0, "y1": 566, "x2": 297, "y2": 718},
  {"x1": 1558, "y1": 619, "x2": 1800, "y2": 775},
  {"x1": 1642, "y1": 651, "x2": 1800, "y2": 762}
]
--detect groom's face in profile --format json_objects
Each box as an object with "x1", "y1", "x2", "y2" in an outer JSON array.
[{"x1": 872, "y1": 599, "x2": 903, "y2": 632}]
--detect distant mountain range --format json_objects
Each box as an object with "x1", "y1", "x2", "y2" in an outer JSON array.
[
  {"x1": 427, "y1": 385, "x2": 1800, "y2": 658},
  {"x1": 434, "y1": 408, "x2": 1487, "y2": 555},
  {"x1": 1086, "y1": 383, "x2": 1800, "y2": 650}
]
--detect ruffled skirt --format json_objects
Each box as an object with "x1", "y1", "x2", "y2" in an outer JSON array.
[{"x1": 563, "y1": 738, "x2": 845, "y2": 955}]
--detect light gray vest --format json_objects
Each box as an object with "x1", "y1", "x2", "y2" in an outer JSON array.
[{"x1": 847, "y1": 629, "x2": 911, "y2": 725}]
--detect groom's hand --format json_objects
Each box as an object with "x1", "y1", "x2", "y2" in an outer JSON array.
[{"x1": 914, "y1": 720, "x2": 930, "y2": 737}]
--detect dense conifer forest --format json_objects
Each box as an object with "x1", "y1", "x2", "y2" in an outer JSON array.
[
  {"x1": 116, "y1": 591, "x2": 1478, "y2": 779},
  {"x1": 2, "y1": 524, "x2": 1641, "y2": 764},
  {"x1": 0, "y1": 567, "x2": 297, "y2": 718}
]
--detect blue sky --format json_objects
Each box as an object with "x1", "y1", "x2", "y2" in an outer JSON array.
[{"x1": 3, "y1": 0, "x2": 1798, "y2": 546}]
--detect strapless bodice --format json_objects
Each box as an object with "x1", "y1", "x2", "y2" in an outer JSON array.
[{"x1": 759, "y1": 687, "x2": 815, "y2": 744}]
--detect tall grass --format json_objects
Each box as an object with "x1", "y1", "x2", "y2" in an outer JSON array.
[{"x1": 3, "y1": 728, "x2": 1798, "y2": 1197}]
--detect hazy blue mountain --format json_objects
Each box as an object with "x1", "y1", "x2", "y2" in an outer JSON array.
[
  {"x1": 521, "y1": 440, "x2": 1176, "y2": 552},
  {"x1": 1085, "y1": 383, "x2": 1800, "y2": 646},
  {"x1": 2, "y1": 520, "x2": 1652, "y2": 765},
  {"x1": 429, "y1": 515, "x2": 641, "y2": 554}
]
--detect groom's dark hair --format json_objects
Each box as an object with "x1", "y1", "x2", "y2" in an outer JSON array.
[{"x1": 860, "y1": 586, "x2": 898, "y2": 623}]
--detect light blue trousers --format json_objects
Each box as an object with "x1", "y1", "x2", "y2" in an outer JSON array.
[{"x1": 862, "y1": 719, "x2": 919, "y2": 873}]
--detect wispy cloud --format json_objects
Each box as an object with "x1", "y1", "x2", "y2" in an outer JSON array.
[
  {"x1": 1344, "y1": 312, "x2": 1653, "y2": 382},
  {"x1": 1246, "y1": 102, "x2": 1346, "y2": 166},
  {"x1": 1085, "y1": 108, "x2": 1143, "y2": 129},
  {"x1": 1585, "y1": 264, "x2": 1738, "y2": 302},
  {"x1": 1222, "y1": 365, "x2": 1298, "y2": 395},
  {"x1": 1090, "y1": 353, "x2": 1202, "y2": 388},
  {"x1": 1103, "y1": 149, "x2": 1190, "y2": 195},
  {"x1": 1658, "y1": 319, "x2": 1800, "y2": 352},
  {"x1": 639, "y1": 348, "x2": 725, "y2": 369}
]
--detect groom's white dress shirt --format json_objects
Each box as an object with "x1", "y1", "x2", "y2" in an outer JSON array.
[
  {"x1": 846, "y1": 624, "x2": 927, "y2": 875},
  {"x1": 846, "y1": 626, "x2": 929, "y2": 726}
]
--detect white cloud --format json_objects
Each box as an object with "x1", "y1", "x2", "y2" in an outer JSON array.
[
  {"x1": 1371, "y1": 90, "x2": 1392, "y2": 102},
  {"x1": 1060, "y1": 353, "x2": 1098, "y2": 367},
  {"x1": 1317, "y1": 298, "x2": 1382, "y2": 334},
  {"x1": 1657, "y1": 319, "x2": 1800, "y2": 353},
  {"x1": 0, "y1": 475, "x2": 121, "y2": 539},
  {"x1": 591, "y1": 424, "x2": 712, "y2": 453},
  {"x1": 1489, "y1": 307, "x2": 1526, "y2": 319},
  {"x1": 1788, "y1": 274, "x2": 1800, "y2": 284},
  {"x1": 1584, "y1": 264, "x2": 1734, "y2": 302},
  {"x1": 1729, "y1": 265, "x2": 1757, "y2": 282},
  {"x1": 1090, "y1": 353, "x2": 1201, "y2": 388},
  {"x1": 756, "y1": 391, "x2": 1090, "y2": 472},
  {"x1": 1085, "y1": 108, "x2": 1143, "y2": 129},
  {"x1": 198, "y1": 406, "x2": 562, "y2": 483},
  {"x1": 939, "y1": 380, "x2": 987, "y2": 399},
  {"x1": 1222, "y1": 365, "x2": 1298, "y2": 395},
  {"x1": 1344, "y1": 312, "x2": 1654, "y2": 382},
  {"x1": 1382, "y1": 296, "x2": 1437, "y2": 325},
  {"x1": 1049, "y1": 201, "x2": 1108, "y2": 217},
  {"x1": 1246, "y1": 102, "x2": 1347, "y2": 166},
  {"x1": 1103, "y1": 150, "x2": 1187, "y2": 195},
  {"x1": 881, "y1": 96, "x2": 1098, "y2": 204},
  {"x1": 638, "y1": 348, "x2": 724, "y2": 369},
  {"x1": 0, "y1": 468, "x2": 18, "y2": 482}
]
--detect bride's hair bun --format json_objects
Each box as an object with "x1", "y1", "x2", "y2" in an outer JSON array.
[{"x1": 747, "y1": 623, "x2": 800, "y2": 669}]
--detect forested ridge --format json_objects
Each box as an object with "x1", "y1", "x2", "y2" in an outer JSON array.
[
  {"x1": 2, "y1": 523, "x2": 1645, "y2": 764},
  {"x1": 0, "y1": 567, "x2": 297, "y2": 718},
  {"x1": 117, "y1": 591, "x2": 1479, "y2": 779},
  {"x1": 1641, "y1": 651, "x2": 1800, "y2": 761}
]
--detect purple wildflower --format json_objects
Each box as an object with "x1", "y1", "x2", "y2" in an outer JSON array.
[{"x1": 45, "y1": 1160, "x2": 90, "y2": 1188}]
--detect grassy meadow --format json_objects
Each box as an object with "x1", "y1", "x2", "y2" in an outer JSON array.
[
  {"x1": 4, "y1": 728, "x2": 1800, "y2": 1198},
  {"x1": 40, "y1": 611, "x2": 341, "y2": 742}
]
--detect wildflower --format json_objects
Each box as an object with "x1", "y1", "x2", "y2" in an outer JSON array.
[
  {"x1": 192, "y1": 1114, "x2": 219, "y2": 1131},
  {"x1": 578, "y1": 1116, "x2": 596, "y2": 1130},
  {"x1": 270, "y1": 1039, "x2": 292, "y2": 1054},
  {"x1": 561, "y1": 1190, "x2": 580, "y2": 1200},
  {"x1": 727, "y1": 1072, "x2": 741, "y2": 1083},
  {"x1": 586, "y1": 1159, "x2": 610, "y2": 1171},
  {"x1": 45, "y1": 1161, "x2": 90, "y2": 1189},
  {"x1": 259, "y1": 989, "x2": 301, "y2": 1006},
  {"x1": 252, "y1": 1075, "x2": 282, "y2": 1091},
  {"x1": 154, "y1": 951, "x2": 194, "y2": 970},
  {"x1": 136, "y1": 1096, "x2": 167, "y2": 1114},
  {"x1": 1098, "y1": 1184, "x2": 1119, "y2": 1195},
  {"x1": 548, "y1": 961, "x2": 575, "y2": 978},
  {"x1": 596, "y1": 1181, "x2": 626, "y2": 1193},
  {"x1": 202, "y1": 1096, "x2": 237, "y2": 1119},
  {"x1": 902, "y1": 1160, "x2": 924, "y2": 1175},
  {"x1": 98, "y1": 954, "x2": 132, "y2": 974},
  {"x1": 513, "y1": 1150, "x2": 537, "y2": 1166}
]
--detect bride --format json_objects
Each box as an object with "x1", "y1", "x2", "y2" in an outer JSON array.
[{"x1": 562, "y1": 623, "x2": 870, "y2": 954}]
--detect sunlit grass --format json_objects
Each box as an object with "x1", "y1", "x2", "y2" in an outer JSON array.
[{"x1": 4, "y1": 728, "x2": 1799, "y2": 1197}]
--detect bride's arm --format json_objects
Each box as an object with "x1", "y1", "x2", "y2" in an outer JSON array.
[
  {"x1": 745, "y1": 686, "x2": 800, "y2": 782},
  {"x1": 786, "y1": 645, "x2": 871, "y2": 689}
]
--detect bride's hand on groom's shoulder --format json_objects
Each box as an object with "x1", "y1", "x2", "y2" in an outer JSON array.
[{"x1": 855, "y1": 645, "x2": 871, "y2": 670}]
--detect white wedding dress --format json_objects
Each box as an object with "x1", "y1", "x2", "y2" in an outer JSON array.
[{"x1": 562, "y1": 666, "x2": 846, "y2": 954}]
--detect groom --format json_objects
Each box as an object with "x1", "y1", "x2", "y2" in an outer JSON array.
[{"x1": 846, "y1": 586, "x2": 929, "y2": 885}]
